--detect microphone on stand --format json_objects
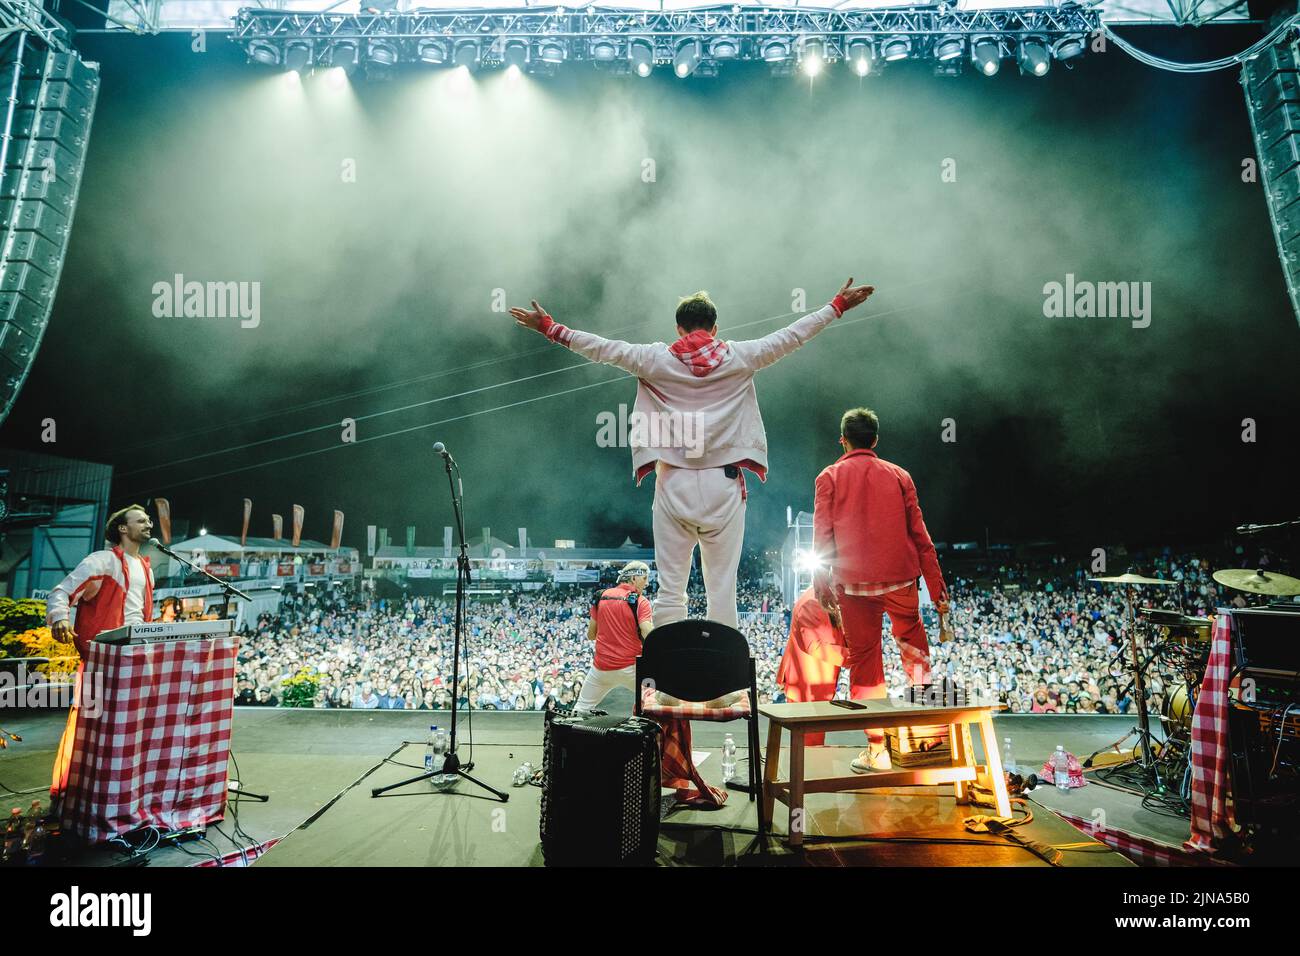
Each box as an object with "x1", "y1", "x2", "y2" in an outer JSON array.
[
  {"x1": 147, "y1": 537, "x2": 180, "y2": 558},
  {"x1": 433, "y1": 442, "x2": 452, "y2": 460}
]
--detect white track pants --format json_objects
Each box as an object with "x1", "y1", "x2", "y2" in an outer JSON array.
[
  {"x1": 651, "y1": 465, "x2": 746, "y2": 630},
  {"x1": 575, "y1": 664, "x2": 637, "y2": 712}
]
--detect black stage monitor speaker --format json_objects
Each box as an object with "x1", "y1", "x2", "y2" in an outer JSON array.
[{"x1": 539, "y1": 710, "x2": 661, "y2": 867}]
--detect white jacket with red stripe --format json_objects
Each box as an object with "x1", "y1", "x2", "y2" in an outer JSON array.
[
  {"x1": 541, "y1": 300, "x2": 843, "y2": 480},
  {"x1": 46, "y1": 546, "x2": 155, "y2": 657}
]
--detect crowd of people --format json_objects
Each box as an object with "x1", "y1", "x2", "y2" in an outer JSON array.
[{"x1": 232, "y1": 545, "x2": 1284, "y2": 716}]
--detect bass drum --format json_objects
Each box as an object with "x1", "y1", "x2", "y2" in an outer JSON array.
[{"x1": 1164, "y1": 682, "x2": 1195, "y2": 731}]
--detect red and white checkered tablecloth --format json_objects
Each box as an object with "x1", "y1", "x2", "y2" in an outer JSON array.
[
  {"x1": 1186, "y1": 613, "x2": 1234, "y2": 853},
  {"x1": 59, "y1": 636, "x2": 239, "y2": 843}
]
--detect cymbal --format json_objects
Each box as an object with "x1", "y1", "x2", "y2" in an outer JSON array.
[
  {"x1": 1088, "y1": 573, "x2": 1177, "y2": 586},
  {"x1": 1213, "y1": 568, "x2": 1300, "y2": 596}
]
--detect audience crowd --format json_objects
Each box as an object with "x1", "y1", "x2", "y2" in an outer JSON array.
[{"x1": 233, "y1": 546, "x2": 1281, "y2": 716}]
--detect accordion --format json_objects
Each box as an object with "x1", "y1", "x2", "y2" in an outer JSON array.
[{"x1": 540, "y1": 710, "x2": 661, "y2": 867}]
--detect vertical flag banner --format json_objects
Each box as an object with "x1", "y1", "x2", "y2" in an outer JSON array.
[
  {"x1": 241, "y1": 498, "x2": 252, "y2": 546},
  {"x1": 153, "y1": 498, "x2": 172, "y2": 545},
  {"x1": 331, "y1": 510, "x2": 345, "y2": 550},
  {"x1": 443, "y1": 526, "x2": 452, "y2": 558},
  {"x1": 272, "y1": 514, "x2": 283, "y2": 541},
  {"x1": 518, "y1": 527, "x2": 527, "y2": 558},
  {"x1": 292, "y1": 504, "x2": 304, "y2": 547},
  {"x1": 379, "y1": 528, "x2": 389, "y2": 551},
  {"x1": 405, "y1": 525, "x2": 416, "y2": 557},
  {"x1": 366, "y1": 525, "x2": 377, "y2": 557}
]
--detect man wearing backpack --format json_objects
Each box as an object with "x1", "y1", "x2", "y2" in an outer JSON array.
[{"x1": 574, "y1": 561, "x2": 654, "y2": 712}]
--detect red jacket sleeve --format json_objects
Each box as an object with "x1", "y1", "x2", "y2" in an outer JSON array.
[
  {"x1": 813, "y1": 469, "x2": 836, "y2": 574},
  {"x1": 902, "y1": 471, "x2": 947, "y2": 602}
]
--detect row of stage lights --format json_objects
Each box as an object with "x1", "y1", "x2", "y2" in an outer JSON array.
[{"x1": 249, "y1": 32, "x2": 1088, "y2": 80}]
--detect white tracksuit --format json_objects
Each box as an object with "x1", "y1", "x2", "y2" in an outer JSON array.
[{"x1": 541, "y1": 300, "x2": 844, "y2": 628}]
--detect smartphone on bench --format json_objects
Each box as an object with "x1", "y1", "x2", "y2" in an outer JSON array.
[{"x1": 829, "y1": 699, "x2": 868, "y2": 710}]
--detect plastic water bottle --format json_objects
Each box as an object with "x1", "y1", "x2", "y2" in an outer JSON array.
[
  {"x1": 1054, "y1": 745, "x2": 1070, "y2": 792},
  {"x1": 23, "y1": 802, "x2": 46, "y2": 866},
  {"x1": 424, "y1": 725, "x2": 438, "y2": 771},
  {"x1": 430, "y1": 727, "x2": 454, "y2": 790},
  {"x1": 1, "y1": 808, "x2": 21, "y2": 864},
  {"x1": 1002, "y1": 737, "x2": 1017, "y2": 775},
  {"x1": 721, "y1": 734, "x2": 737, "y2": 783}
]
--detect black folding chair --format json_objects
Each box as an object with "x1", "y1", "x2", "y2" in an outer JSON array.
[{"x1": 633, "y1": 619, "x2": 764, "y2": 829}]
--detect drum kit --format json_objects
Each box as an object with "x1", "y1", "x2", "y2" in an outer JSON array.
[{"x1": 1083, "y1": 566, "x2": 1300, "y2": 813}]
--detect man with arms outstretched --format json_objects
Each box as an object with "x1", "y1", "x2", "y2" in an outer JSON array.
[{"x1": 510, "y1": 278, "x2": 874, "y2": 628}]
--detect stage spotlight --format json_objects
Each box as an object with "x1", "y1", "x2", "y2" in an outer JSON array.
[
  {"x1": 504, "y1": 63, "x2": 523, "y2": 87},
  {"x1": 454, "y1": 40, "x2": 481, "y2": 69},
  {"x1": 800, "y1": 37, "x2": 825, "y2": 76},
  {"x1": 710, "y1": 36, "x2": 741, "y2": 59},
  {"x1": 934, "y1": 35, "x2": 963, "y2": 62},
  {"x1": 538, "y1": 40, "x2": 566, "y2": 64},
  {"x1": 760, "y1": 37, "x2": 791, "y2": 63},
  {"x1": 847, "y1": 38, "x2": 876, "y2": 76},
  {"x1": 1052, "y1": 34, "x2": 1086, "y2": 61},
  {"x1": 1018, "y1": 36, "x2": 1050, "y2": 76},
  {"x1": 327, "y1": 40, "x2": 359, "y2": 75},
  {"x1": 881, "y1": 35, "x2": 912, "y2": 62},
  {"x1": 368, "y1": 39, "x2": 398, "y2": 67},
  {"x1": 971, "y1": 36, "x2": 1000, "y2": 76},
  {"x1": 503, "y1": 39, "x2": 528, "y2": 70},
  {"x1": 674, "y1": 38, "x2": 702, "y2": 77},
  {"x1": 629, "y1": 39, "x2": 654, "y2": 76},
  {"x1": 590, "y1": 37, "x2": 618, "y2": 61},
  {"x1": 418, "y1": 38, "x2": 449, "y2": 65},
  {"x1": 249, "y1": 40, "x2": 280, "y2": 66},
  {"x1": 284, "y1": 41, "x2": 311, "y2": 75},
  {"x1": 793, "y1": 549, "x2": 823, "y2": 574}
]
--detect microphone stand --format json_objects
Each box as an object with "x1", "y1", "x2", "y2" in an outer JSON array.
[
  {"x1": 150, "y1": 540, "x2": 268, "y2": 802},
  {"x1": 371, "y1": 448, "x2": 508, "y2": 802}
]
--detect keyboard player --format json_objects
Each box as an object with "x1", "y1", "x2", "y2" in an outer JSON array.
[
  {"x1": 46, "y1": 503, "x2": 157, "y2": 658},
  {"x1": 45, "y1": 503, "x2": 156, "y2": 803}
]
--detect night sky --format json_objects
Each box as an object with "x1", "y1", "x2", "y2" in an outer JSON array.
[{"x1": 2, "y1": 24, "x2": 1296, "y2": 557}]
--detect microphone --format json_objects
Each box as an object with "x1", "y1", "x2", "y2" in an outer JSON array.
[
  {"x1": 433, "y1": 442, "x2": 449, "y2": 458},
  {"x1": 147, "y1": 537, "x2": 179, "y2": 556}
]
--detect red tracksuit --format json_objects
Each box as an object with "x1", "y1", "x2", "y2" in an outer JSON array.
[{"x1": 813, "y1": 448, "x2": 948, "y2": 742}]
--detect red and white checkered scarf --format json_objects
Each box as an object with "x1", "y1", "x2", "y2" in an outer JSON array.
[{"x1": 669, "y1": 330, "x2": 730, "y2": 378}]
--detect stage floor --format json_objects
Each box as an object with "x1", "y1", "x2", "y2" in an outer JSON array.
[{"x1": 0, "y1": 703, "x2": 1149, "y2": 867}]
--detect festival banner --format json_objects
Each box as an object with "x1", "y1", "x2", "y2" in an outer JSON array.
[
  {"x1": 292, "y1": 504, "x2": 304, "y2": 547},
  {"x1": 330, "y1": 510, "x2": 344, "y2": 550},
  {"x1": 276, "y1": 561, "x2": 295, "y2": 577},
  {"x1": 240, "y1": 498, "x2": 252, "y2": 546},
  {"x1": 405, "y1": 525, "x2": 416, "y2": 557},
  {"x1": 443, "y1": 526, "x2": 452, "y2": 558},
  {"x1": 518, "y1": 527, "x2": 527, "y2": 558},
  {"x1": 366, "y1": 525, "x2": 377, "y2": 557},
  {"x1": 153, "y1": 498, "x2": 172, "y2": 545},
  {"x1": 272, "y1": 514, "x2": 283, "y2": 540}
]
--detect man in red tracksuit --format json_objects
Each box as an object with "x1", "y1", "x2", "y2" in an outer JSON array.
[
  {"x1": 775, "y1": 586, "x2": 846, "y2": 747},
  {"x1": 812, "y1": 408, "x2": 950, "y2": 773}
]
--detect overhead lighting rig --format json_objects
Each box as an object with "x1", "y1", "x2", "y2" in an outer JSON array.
[{"x1": 231, "y1": 4, "x2": 1101, "y2": 79}]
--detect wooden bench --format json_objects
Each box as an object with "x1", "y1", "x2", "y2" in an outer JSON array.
[{"x1": 759, "y1": 698, "x2": 1010, "y2": 846}]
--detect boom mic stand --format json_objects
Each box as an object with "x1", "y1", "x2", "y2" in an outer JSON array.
[
  {"x1": 371, "y1": 444, "x2": 509, "y2": 803},
  {"x1": 148, "y1": 537, "x2": 268, "y2": 802}
]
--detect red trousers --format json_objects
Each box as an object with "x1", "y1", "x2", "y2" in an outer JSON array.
[{"x1": 838, "y1": 584, "x2": 932, "y2": 744}]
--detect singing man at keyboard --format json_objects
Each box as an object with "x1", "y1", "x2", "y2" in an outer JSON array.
[{"x1": 47, "y1": 503, "x2": 156, "y2": 659}]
